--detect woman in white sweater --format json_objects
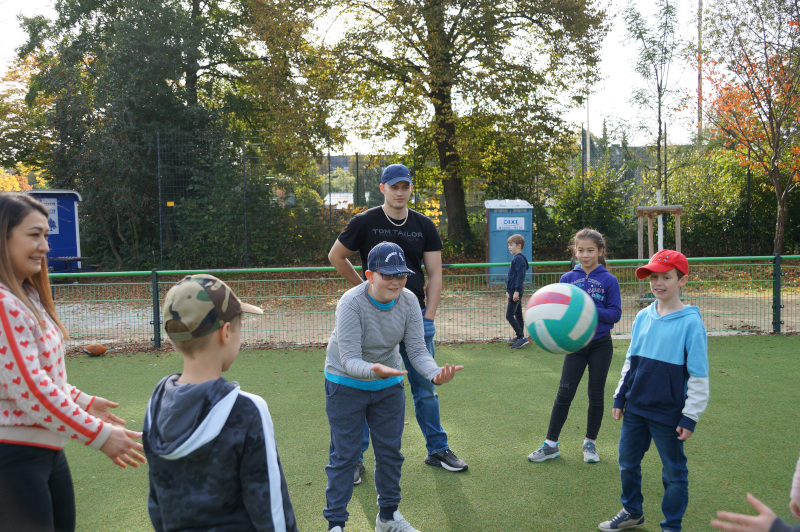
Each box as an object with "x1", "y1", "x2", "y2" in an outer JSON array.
[{"x1": 0, "y1": 192, "x2": 146, "y2": 531}]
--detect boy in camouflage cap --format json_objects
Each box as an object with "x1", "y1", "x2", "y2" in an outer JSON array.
[{"x1": 143, "y1": 274, "x2": 298, "y2": 532}]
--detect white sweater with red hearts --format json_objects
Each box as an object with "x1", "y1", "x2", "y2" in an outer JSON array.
[{"x1": 0, "y1": 282, "x2": 112, "y2": 450}]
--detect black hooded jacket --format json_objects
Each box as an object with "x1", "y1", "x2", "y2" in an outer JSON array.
[{"x1": 143, "y1": 374, "x2": 297, "y2": 532}]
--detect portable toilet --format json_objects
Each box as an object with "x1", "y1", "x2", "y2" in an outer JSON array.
[
  {"x1": 25, "y1": 190, "x2": 84, "y2": 271},
  {"x1": 485, "y1": 199, "x2": 533, "y2": 285}
]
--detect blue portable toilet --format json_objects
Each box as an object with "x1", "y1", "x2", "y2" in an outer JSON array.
[
  {"x1": 25, "y1": 190, "x2": 84, "y2": 271},
  {"x1": 485, "y1": 199, "x2": 533, "y2": 285}
]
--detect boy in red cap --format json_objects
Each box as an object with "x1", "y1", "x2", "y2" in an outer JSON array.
[{"x1": 598, "y1": 250, "x2": 709, "y2": 532}]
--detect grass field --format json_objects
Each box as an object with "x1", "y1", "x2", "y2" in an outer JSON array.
[{"x1": 63, "y1": 335, "x2": 799, "y2": 531}]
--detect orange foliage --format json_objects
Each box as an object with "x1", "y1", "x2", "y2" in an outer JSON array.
[
  {"x1": 705, "y1": 51, "x2": 800, "y2": 184},
  {"x1": 0, "y1": 170, "x2": 32, "y2": 191}
]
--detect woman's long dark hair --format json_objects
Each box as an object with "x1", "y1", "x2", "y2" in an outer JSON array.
[{"x1": 0, "y1": 192, "x2": 67, "y2": 336}]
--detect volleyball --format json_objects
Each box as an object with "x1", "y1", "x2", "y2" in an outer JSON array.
[{"x1": 524, "y1": 283, "x2": 598, "y2": 354}]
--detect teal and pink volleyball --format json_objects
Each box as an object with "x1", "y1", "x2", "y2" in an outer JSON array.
[{"x1": 524, "y1": 283, "x2": 598, "y2": 354}]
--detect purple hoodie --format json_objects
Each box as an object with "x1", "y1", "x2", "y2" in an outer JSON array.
[{"x1": 559, "y1": 264, "x2": 622, "y2": 339}]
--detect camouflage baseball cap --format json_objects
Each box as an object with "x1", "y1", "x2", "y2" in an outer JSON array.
[{"x1": 163, "y1": 274, "x2": 263, "y2": 342}]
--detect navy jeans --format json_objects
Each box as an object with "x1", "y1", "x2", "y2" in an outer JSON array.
[
  {"x1": 618, "y1": 411, "x2": 689, "y2": 532},
  {"x1": 360, "y1": 334, "x2": 449, "y2": 457},
  {"x1": 0, "y1": 443, "x2": 76, "y2": 532},
  {"x1": 324, "y1": 380, "x2": 405, "y2": 524},
  {"x1": 546, "y1": 334, "x2": 613, "y2": 441},
  {"x1": 506, "y1": 295, "x2": 525, "y2": 339}
]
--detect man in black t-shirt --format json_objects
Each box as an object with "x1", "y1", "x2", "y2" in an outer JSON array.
[{"x1": 328, "y1": 164, "x2": 468, "y2": 480}]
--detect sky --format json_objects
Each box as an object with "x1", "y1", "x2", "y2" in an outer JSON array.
[{"x1": 0, "y1": 0, "x2": 701, "y2": 148}]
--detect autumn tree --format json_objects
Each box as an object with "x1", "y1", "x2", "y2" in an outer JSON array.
[
  {"x1": 705, "y1": 0, "x2": 800, "y2": 253},
  {"x1": 17, "y1": 0, "x2": 332, "y2": 267},
  {"x1": 0, "y1": 55, "x2": 51, "y2": 169},
  {"x1": 664, "y1": 141, "x2": 780, "y2": 255},
  {"x1": 624, "y1": 0, "x2": 681, "y2": 204},
  {"x1": 328, "y1": 0, "x2": 607, "y2": 240},
  {"x1": 219, "y1": 0, "x2": 335, "y2": 172},
  {"x1": 20, "y1": 0, "x2": 218, "y2": 266}
]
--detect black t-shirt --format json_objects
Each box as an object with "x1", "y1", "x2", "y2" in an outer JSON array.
[{"x1": 337, "y1": 206, "x2": 443, "y2": 308}]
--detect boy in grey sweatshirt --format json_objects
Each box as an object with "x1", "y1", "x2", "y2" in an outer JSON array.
[{"x1": 323, "y1": 242, "x2": 463, "y2": 532}]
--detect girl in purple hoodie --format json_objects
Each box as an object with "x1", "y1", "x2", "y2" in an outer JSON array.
[{"x1": 527, "y1": 228, "x2": 622, "y2": 464}]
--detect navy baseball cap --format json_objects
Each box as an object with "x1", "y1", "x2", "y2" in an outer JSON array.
[
  {"x1": 380, "y1": 164, "x2": 412, "y2": 186},
  {"x1": 367, "y1": 242, "x2": 415, "y2": 275}
]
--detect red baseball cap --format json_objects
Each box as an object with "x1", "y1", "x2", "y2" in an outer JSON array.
[{"x1": 635, "y1": 249, "x2": 689, "y2": 279}]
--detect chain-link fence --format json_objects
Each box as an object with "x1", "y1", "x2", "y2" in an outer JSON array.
[
  {"x1": 155, "y1": 131, "x2": 487, "y2": 269},
  {"x1": 51, "y1": 256, "x2": 800, "y2": 353},
  {"x1": 151, "y1": 128, "x2": 800, "y2": 272}
]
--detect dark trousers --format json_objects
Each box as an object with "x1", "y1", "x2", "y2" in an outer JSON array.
[
  {"x1": 546, "y1": 334, "x2": 614, "y2": 441},
  {"x1": 506, "y1": 295, "x2": 525, "y2": 339},
  {"x1": 0, "y1": 443, "x2": 76, "y2": 532},
  {"x1": 324, "y1": 381, "x2": 405, "y2": 524}
]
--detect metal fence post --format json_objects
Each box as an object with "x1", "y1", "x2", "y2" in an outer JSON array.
[
  {"x1": 157, "y1": 132, "x2": 163, "y2": 269},
  {"x1": 772, "y1": 254, "x2": 783, "y2": 333},
  {"x1": 152, "y1": 269, "x2": 161, "y2": 348},
  {"x1": 242, "y1": 131, "x2": 249, "y2": 268}
]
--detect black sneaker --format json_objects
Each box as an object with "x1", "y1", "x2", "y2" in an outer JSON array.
[
  {"x1": 424, "y1": 449, "x2": 468, "y2": 472},
  {"x1": 353, "y1": 461, "x2": 366, "y2": 485},
  {"x1": 508, "y1": 337, "x2": 520, "y2": 344},
  {"x1": 598, "y1": 509, "x2": 645, "y2": 531},
  {"x1": 510, "y1": 337, "x2": 530, "y2": 349}
]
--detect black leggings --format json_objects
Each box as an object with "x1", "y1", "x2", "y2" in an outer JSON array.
[
  {"x1": 546, "y1": 334, "x2": 614, "y2": 442},
  {"x1": 0, "y1": 443, "x2": 76, "y2": 532}
]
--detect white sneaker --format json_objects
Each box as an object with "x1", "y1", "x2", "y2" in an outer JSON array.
[
  {"x1": 330, "y1": 528, "x2": 343, "y2": 532},
  {"x1": 583, "y1": 440, "x2": 600, "y2": 463},
  {"x1": 527, "y1": 442, "x2": 560, "y2": 462},
  {"x1": 375, "y1": 510, "x2": 420, "y2": 532}
]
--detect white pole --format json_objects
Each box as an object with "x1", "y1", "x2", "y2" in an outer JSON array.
[
  {"x1": 657, "y1": 189, "x2": 664, "y2": 250},
  {"x1": 586, "y1": 95, "x2": 590, "y2": 175}
]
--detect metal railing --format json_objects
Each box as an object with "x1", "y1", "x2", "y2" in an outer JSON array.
[{"x1": 49, "y1": 256, "x2": 800, "y2": 351}]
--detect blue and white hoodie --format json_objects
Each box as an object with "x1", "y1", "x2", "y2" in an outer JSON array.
[
  {"x1": 613, "y1": 303, "x2": 710, "y2": 432},
  {"x1": 143, "y1": 375, "x2": 298, "y2": 532},
  {"x1": 560, "y1": 264, "x2": 622, "y2": 340}
]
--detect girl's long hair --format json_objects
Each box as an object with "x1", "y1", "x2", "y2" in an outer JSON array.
[
  {"x1": 572, "y1": 228, "x2": 608, "y2": 267},
  {"x1": 0, "y1": 193, "x2": 68, "y2": 337}
]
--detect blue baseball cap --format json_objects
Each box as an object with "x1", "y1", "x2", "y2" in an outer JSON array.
[
  {"x1": 367, "y1": 242, "x2": 415, "y2": 275},
  {"x1": 380, "y1": 164, "x2": 413, "y2": 186}
]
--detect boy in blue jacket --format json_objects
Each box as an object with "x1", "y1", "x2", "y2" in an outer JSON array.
[
  {"x1": 599, "y1": 250, "x2": 709, "y2": 532},
  {"x1": 505, "y1": 234, "x2": 530, "y2": 349}
]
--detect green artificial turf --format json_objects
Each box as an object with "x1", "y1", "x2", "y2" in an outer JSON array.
[{"x1": 63, "y1": 335, "x2": 799, "y2": 531}]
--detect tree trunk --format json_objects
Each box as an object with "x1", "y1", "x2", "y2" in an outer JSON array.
[
  {"x1": 98, "y1": 211, "x2": 124, "y2": 269},
  {"x1": 425, "y1": 1, "x2": 469, "y2": 241},
  {"x1": 431, "y1": 86, "x2": 469, "y2": 240},
  {"x1": 773, "y1": 183, "x2": 787, "y2": 254},
  {"x1": 655, "y1": 91, "x2": 663, "y2": 192}
]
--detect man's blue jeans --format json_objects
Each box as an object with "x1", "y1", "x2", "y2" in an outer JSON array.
[
  {"x1": 618, "y1": 411, "x2": 689, "y2": 532},
  {"x1": 360, "y1": 334, "x2": 449, "y2": 458},
  {"x1": 324, "y1": 380, "x2": 405, "y2": 524}
]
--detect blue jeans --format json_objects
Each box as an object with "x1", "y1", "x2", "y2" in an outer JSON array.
[
  {"x1": 324, "y1": 380, "x2": 405, "y2": 524},
  {"x1": 360, "y1": 334, "x2": 449, "y2": 457},
  {"x1": 618, "y1": 411, "x2": 689, "y2": 532}
]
